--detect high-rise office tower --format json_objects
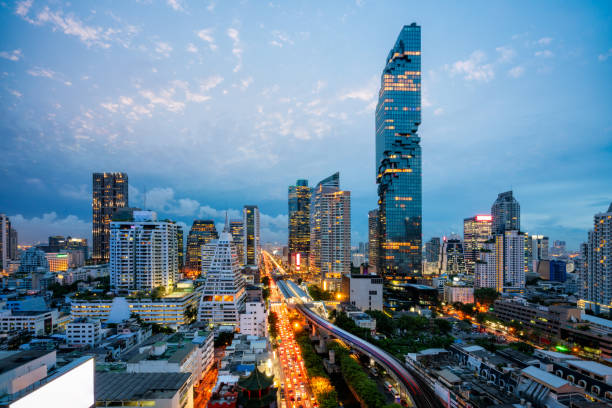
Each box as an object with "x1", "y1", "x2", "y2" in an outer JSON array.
[
  {"x1": 243, "y1": 205, "x2": 260, "y2": 268},
  {"x1": 491, "y1": 191, "x2": 520, "y2": 235},
  {"x1": 48, "y1": 236, "x2": 67, "y2": 252},
  {"x1": 229, "y1": 219, "x2": 244, "y2": 267},
  {"x1": 176, "y1": 226, "x2": 184, "y2": 271},
  {"x1": 1, "y1": 214, "x2": 12, "y2": 273},
  {"x1": 110, "y1": 211, "x2": 178, "y2": 293},
  {"x1": 376, "y1": 23, "x2": 422, "y2": 280},
  {"x1": 579, "y1": 202, "x2": 612, "y2": 314},
  {"x1": 288, "y1": 179, "x2": 311, "y2": 270},
  {"x1": 8, "y1": 227, "x2": 17, "y2": 261},
  {"x1": 185, "y1": 220, "x2": 218, "y2": 277},
  {"x1": 441, "y1": 235, "x2": 466, "y2": 275},
  {"x1": 92, "y1": 172, "x2": 128, "y2": 263},
  {"x1": 198, "y1": 220, "x2": 246, "y2": 327},
  {"x1": 309, "y1": 173, "x2": 351, "y2": 291},
  {"x1": 463, "y1": 215, "x2": 493, "y2": 274},
  {"x1": 425, "y1": 237, "x2": 441, "y2": 263},
  {"x1": 529, "y1": 235, "x2": 549, "y2": 268},
  {"x1": 368, "y1": 209, "x2": 379, "y2": 273}
]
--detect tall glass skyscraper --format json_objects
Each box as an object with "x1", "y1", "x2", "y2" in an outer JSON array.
[
  {"x1": 92, "y1": 172, "x2": 128, "y2": 264},
  {"x1": 288, "y1": 179, "x2": 311, "y2": 270},
  {"x1": 185, "y1": 220, "x2": 218, "y2": 277},
  {"x1": 491, "y1": 191, "x2": 520, "y2": 235},
  {"x1": 376, "y1": 23, "x2": 422, "y2": 279},
  {"x1": 243, "y1": 205, "x2": 260, "y2": 268}
]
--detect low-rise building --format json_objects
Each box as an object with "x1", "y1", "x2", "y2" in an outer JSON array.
[
  {"x1": 347, "y1": 311, "x2": 376, "y2": 332},
  {"x1": 341, "y1": 274, "x2": 383, "y2": 311},
  {"x1": 95, "y1": 372, "x2": 193, "y2": 408},
  {"x1": 444, "y1": 281, "x2": 474, "y2": 304},
  {"x1": 66, "y1": 318, "x2": 102, "y2": 347},
  {"x1": 0, "y1": 309, "x2": 57, "y2": 335},
  {"x1": 239, "y1": 301, "x2": 268, "y2": 337}
]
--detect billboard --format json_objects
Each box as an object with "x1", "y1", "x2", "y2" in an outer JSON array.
[{"x1": 10, "y1": 357, "x2": 94, "y2": 408}]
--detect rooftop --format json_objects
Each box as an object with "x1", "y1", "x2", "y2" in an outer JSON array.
[
  {"x1": 95, "y1": 372, "x2": 191, "y2": 401},
  {"x1": 522, "y1": 366, "x2": 568, "y2": 390},
  {"x1": 567, "y1": 360, "x2": 612, "y2": 377},
  {"x1": 0, "y1": 350, "x2": 55, "y2": 376}
]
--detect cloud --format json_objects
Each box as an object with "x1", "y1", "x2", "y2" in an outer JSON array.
[
  {"x1": 9, "y1": 89, "x2": 23, "y2": 98},
  {"x1": 535, "y1": 50, "x2": 554, "y2": 58},
  {"x1": 537, "y1": 37, "x2": 553, "y2": 46},
  {"x1": 227, "y1": 28, "x2": 243, "y2": 72},
  {"x1": 313, "y1": 80, "x2": 326, "y2": 93},
  {"x1": 15, "y1": 0, "x2": 33, "y2": 17},
  {"x1": 597, "y1": 48, "x2": 612, "y2": 62},
  {"x1": 186, "y1": 43, "x2": 198, "y2": 53},
  {"x1": 197, "y1": 28, "x2": 217, "y2": 51},
  {"x1": 101, "y1": 102, "x2": 119, "y2": 112},
  {"x1": 339, "y1": 78, "x2": 378, "y2": 102},
  {"x1": 270, "y1": 30, "x2": 293, "y2": 47},
  {"x1": 0, "y1": 49, "x2": 23, "y2": 61},
  {"x1": 508, "y1": 65, "x2": 525, "y2": 78},
  {"x1": 154, "y1": 41, "x2": 172, "y2": 58},
  {"x1": 167, "y1": 0, "x2": 184, "y2": 11},
  {"x1": 239, "y1": 77, "x2": 253, "y2": 91},
  {"x1": 447, "y1": 50, "x2": 494, "y2": 82},
  {"x1": 433, "y1": 107, "x2": 444, "y2": 116},
  {"x1": 200, "y1": 75, "x2": 223, "y2": 91},
  {"x1": 119, "y1": 96, "x2": 133, "y2": 106},
  {"x1": 9, "y1": 212, "x2": 91, "y2": 244},
  {"x1": 495, "y1": 46, "x2": 515, "y2": 63},
  {"x1": 60, "y1": 184, "x2": 89, "y2": 200},
  {"x1": 140, "y1": 87, "x2": 186, "y2": 113},
  {"x1": 27, "y1": 67, "x2": 55, "y2": 78}
]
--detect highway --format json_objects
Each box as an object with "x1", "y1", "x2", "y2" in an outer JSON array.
[{"x1": 262, "y1": 251, "x2": 443, "y2": 408}]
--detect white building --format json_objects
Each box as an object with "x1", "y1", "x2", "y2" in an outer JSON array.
[
  {"x1": 0, "y1": 309, "x2": 57, "y2": 335},
  {"x1": 346, "y1": 274, "x2": 383, "y2": 311},
  {"x1": 70, "y1": 292, "x2": 199, "y2": 328},
  {"x1": 501, "y1": 230, "x2": 525, "y2": 293},
  {"x1": 57, "y1": 264, "x2": 109, "y2": 285},
  {"x1": 66, "y1": 318, "x2": 102, "y2": 347},
  {"x1": 443, "y1": 282, "x2": 474, "y2": 304},
  {"x1": 474, "y1": 240, "x2": 496, "y2": 289},
  {"x1": 347, "y1": 311, "x2": 376, "y2": 332},
  {"x1": 239, "y1": 301, "x2": 268, "y2": 337},
  {"x1": 198, "y1": 219, "x2": 246, "y2": 328},
  {"x1": 110, "y1": 211, "x2": 179, "y2": 293}
]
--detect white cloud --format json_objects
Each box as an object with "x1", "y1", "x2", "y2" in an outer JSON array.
[
  {"x1": 167, "y1": 0, "x2": 183, "y2": 11},
  {"x1": 101, "y1": 102, "x2": 119, "y2": 112},
  {"x1": 537, "y1": 37, "x2": 553, "y2": 46},
  {"x1": 597, "y1": 48, "x2": 612, "y2": 62},
  {"x1": 508, "y1": 65, "x2": 525, "y2": 78},
  {"x1": 313, "y1": 80, "x2": 326, "y2": 93},
  {"x1": 119, "y1": 96, "x2": 133, "y2": 106},
  {"x1": 9, "y1": 89, "x2": 23, "y2": 98},
  {"x1": 197, "y1": 28, "x2": 217, "y2": 51},
  {"x1": 270, "y1": 30, "x2": 293, "y2": 47},
  {"x1": 200, "y1": 75, "x2": 223, "y2": 91},
  {"x1": 186, "y1": 91, "x2": 211, "y2": 103},
  {"x1": 27, "y1": 67, "x2": 55, "y2": 78},
  {"x1": 140, "y1": 88, "x2": 186, "y2": 113},
  {"x1": 227, "y1": 28, "x2": 243, "y2": 72},
  {"x1": 535, "y1": 50, "x2": 554, "y2": 58},
  {"x1": 447, "y1": 50, "x2": 494, "y2": 82},
  {"x1": 339, "y1": 78, "x2": 378, "y2": 102},
  {"x1": 186, "y1": 43, "x2": 198, "y2": 53},
  {"x1": 154, "y1": 41, "x2": 172, "y2": 58},
  {"x1": 33, "y1": 7, "x2": 110, "y2": 48},
  {"x1": 240, "y1": 77, "x2": 253, "y2": 91},
  {"x1": 207, "y1": 1, "x2": 216, "y2": 12},
  {"x1": 9, "y1": 212, "x2": 91, "y2": 244},
  {"x1": 433, "y1": 107, "x2": 444, "y2": 116},
  {"x1": 495, "y1": 46, "x2": 515, "y2": 63},
  {"x1": 0, "y1": 49, "x2": 23, "y2": 61},
  {"x1": 15, "y1": 0, "x2": 33, "y2": 17}
]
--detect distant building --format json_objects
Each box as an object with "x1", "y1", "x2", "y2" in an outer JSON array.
[
  {"x1": 444, "y1": 281, "x2": 474, "y2": 304},
  {"x1": 110, "y1": 211, "x2": 179, "y2": 293},
  {"x1": 537, "y1": 259, "x2": 567, "y2": 282},
  {"x1": 18, "y1": 247, "x2": 49, "y2": 274},
  {"x1": 176, "y1": 225, "x2": 184, "y2": 272},
  {"x1": 45, "y1": 252, "x2": 72, "y2": 272},
  {"x1": 342, "y1": 274, "x2": 383, "y2": 311},
  {"x1": 498, "y1": 230, "x2": 526, "y2": 293},
  {"x1": 185, "y1": 220, "x2": 218, "y2": 277},
  {"x1": 309, "y1": 172, "x2": 351, "y2": 291},
  {"x1": 376, "y1": 23, "x2": 423, "y2": 279},
  {"x1": 579, "y1": 202, "x2": 612, "y2": 314},
  {"x1": 288, "y1": 179, "x2": 311, "y2": 270},
  {"x1": 425, "y1": 237, "x2": 440, "y2": 263},
  {"x1": 229, "y1": 219, "x2": 244, "y2": 267},
  {"x1": 442, "y1": 235, "x2": 466, "y2": 275},
  {"x1": 368, "y1": 209, "x2": 379, "y2": 273},
  {"x1": 474, "y1": 240, "x2": 496, "y2": 289},
  {"x1": 463, "y1": 215, "x2": 492, "y2": 274},
  {"x1": 0, "y1": 309, "x2": 57, "y2": 335},
  {"x1": 92, "y1": 172, "x2": 128, "y2": 263},
  {"x1": 491, "y1": 191, "x2": 520, "y2": 235},
  {"x1": 1, "y1": 215, "x2": 14, "y2": 274},
  {"x1": 66, "y1": 318, "x2": 102, "y2": 347},
  {"x1": 243, "y1": 206, "x2": 260, "y2": 268},
  {"x1": 198, "y1": 221, "x2": 246, "y2": 328}
]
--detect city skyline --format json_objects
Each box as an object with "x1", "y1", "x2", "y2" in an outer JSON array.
[{"x1": 1, "y1": 1, "x2": 612, "y2": 249}]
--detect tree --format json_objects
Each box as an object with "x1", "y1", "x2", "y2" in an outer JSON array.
[
  {"x1": 262, "y1": 287, "x2": 270, "y2": 301},
  {"x1": 434, "y1": 318, "x2": 452, "y2": 334},
  {"x1": 297, "y1": 278, "x2": 303, "y2": 285},
  {"x1": 215, "y1": 331, "x2": 234, "y2": 347},
  {"x1": 261, "y1": 276, "x2": 270, "y2": 287},
  {"x1": 508, "y1": 342, "x2": 534, "y2": 354},
  {"x1": 268, "y1": 312, "x2": 278, "y2": 338},
  {"x1": 474, "y1": 288, "x2": 499, "y2": 306},
  {"x1": 151, "y1": 285, "x2": 166, "y2": 299}
]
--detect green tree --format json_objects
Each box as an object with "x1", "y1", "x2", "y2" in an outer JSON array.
[
  {"x1": 474, "y1": 288, "x2": 499, "y2": 306},
  {"x1": 261, "y1": 276, "x2": 270, "y2": 287},
  {"x1": 434, "y1": 318, "x2": 452, "y2": 334}
]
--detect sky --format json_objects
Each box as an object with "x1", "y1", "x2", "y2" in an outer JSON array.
[{"x1": 0, "y1": 0, "x2": 611, "y2": 250}]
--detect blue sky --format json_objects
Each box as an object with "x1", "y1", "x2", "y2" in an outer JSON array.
[{"x1": 1, "y1": 0, "x2": 611, "y2": 249}]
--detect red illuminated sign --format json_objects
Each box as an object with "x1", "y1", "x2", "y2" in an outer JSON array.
[{"x1": 475, "y1": 215, "x2": 492, "y2": 222}]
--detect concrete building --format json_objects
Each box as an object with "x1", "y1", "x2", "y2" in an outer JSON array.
[
  {"x1": 92, "y1": 172, "x2": 128, "y2": 264},
  {"x1": 239, "y1": 301, "x2": 268, "y2": 337},
  {"x1": 229, "y1": 219, "x2": 244, "y2": 267},
  {"x1": 342, "y1": 274, "x2": 383, "y2": 311},
  {"x1": 198, "y1": 220, "x2": 246, "y2": 328},
  {"x1": 110, "y1": 210, "x2": 179, "y2": 293},
  {"x1": 580, "y1": 202, "x2": 612, "y2": 314},
  {"x1": 443, "y1": 281, "x2": 474, "y2": 304},
  {"x1": 463, "y1": 215, "x2": 492, "y2": 274},
  {"x1": 441, "y1": 235, "x2": 466, "y2": 275},
  {"x1": 499, "y1": 230, "x2": 526, "y2": 293},
  {"x1": 474, "y1": 240, "x2": 496, "y2": 289},
  {"x1": 309, "y1": 172, "x2": 351, "y2": 291},
  {"x1": 95, "y1": 372, "x2": 193, "y2": 408},
  {"x1": 66, "y1": 318, "x2": 102, "y2": 347},
  {"x1": 0, "y1": 309, "x2": 57, "y2": 335}
]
